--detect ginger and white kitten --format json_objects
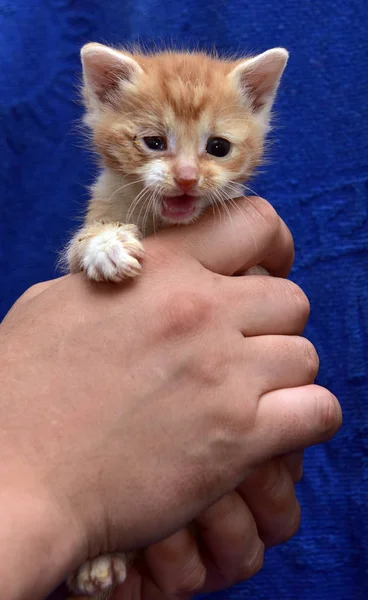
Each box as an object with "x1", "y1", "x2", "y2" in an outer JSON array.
[{"x1": 66, "y1": 43, "x2": 288, "y2": 598}]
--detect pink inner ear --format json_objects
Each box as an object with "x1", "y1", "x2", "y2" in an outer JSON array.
[
  {"x1": 235, "y1": 50, "x2": 288, "y2": 113},
  {"x1": 83, "y1": 49, "x2": 137, "y2": 101},
  {"x1": 246, "y1": 69, "x2": 275, "y2": 111},
  {"x1": 239, "y1": 65, "x2": 279, "y2": 111}
]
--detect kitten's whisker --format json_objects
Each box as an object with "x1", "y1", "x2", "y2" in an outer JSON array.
[
  {"x1": 226, "y1": 180, "x2": 245, "y2": 192},
  {"x1": 106, "y1": 178, "x2": 145, "y2": 206},
  {"x1": 135, "y1": 187, "x2": 155, "y2": 229},
  {"x1": 211, "y1": 203, "x2": 216, "y2": 220},
  {"x1": 128, "y1": 184, "x2": 151, "y2": 208},
  {"x1": 203, "y1": 190, "x2": 221, "y2": 224},
  {"x1": 214, "y1": 189, "x2": 250, "y2": 240},
  {"x1": 214, "y1": 199, "x2": 223, "y2": 224},
  {"x1": 224, "y1": 181, "x2": 247, "y2": 197},
  {"x1": 224, "y1": 190, "x2": 247, "y2": 208},
  {"x1": 127, "y1": 191, "x2": 151, "y2": 229},
  {"x1": 152, "y1": 186, "x2": 169, "y2": 233},
  {"x1": 240, "y1": 182, "x2": 260, "y2": 198},
  {"x1": 225, "y1": 180, "x2": 261, "y2": 203},
  {"x1": 151, "y1": 190, "x2": 159, "y2": 235},
  {"x1": 227, "y1": 197, "x2": 248, "y2": 219},
  {"x1": 142, "y1": 188, "x2": 158, "y2": 235},
  {"x1": 211, "y1": 190, "x2": 227, "y2": 226},
  {"x1": 217, "y1": 187, "x2": 248, "y2": 219},
  {"x1": 244, "y1": 188, "x2": 259, "y2": 198},
  {"x1": 136, "y1": 184, "x2": 162, "y2": 230},
  {"x1": 224, "y1": 187, "x2": 244, "y2": 200},
  {"x1": 215, "y1": 189, "x2": 234, "y2": 227},
  {"x1": 141, "y1": 201, "x2": 150, "y2": 236},
  {"x1": 225, "y1": 196, "x2": 259, "y2": 254},
  {"x1": 126, "y1": 186, "x2": 152, "y2": 223}
]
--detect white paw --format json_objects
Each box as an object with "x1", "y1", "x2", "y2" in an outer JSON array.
[
  {"x1": 82, "y1": 225, "x2": 144, "y2": 282},
  {"x1": 67, "y1": 553, "x2": 128, "y2": 596}
]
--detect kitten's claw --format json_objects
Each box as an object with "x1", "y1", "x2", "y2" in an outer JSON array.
[
  {"x1": 80, "y1": 224, "x2": 144, "y2": 282},
  {"x1": 67, "y1": 553, "x2": 128, "y2": 596}
]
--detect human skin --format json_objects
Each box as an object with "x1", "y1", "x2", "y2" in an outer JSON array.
[
  {"x1": 0, "y1": 197, "x2": 341, "y2": 600},
  {"x1": 113, "y1": 455, "x2": 304, "y2": 600}
]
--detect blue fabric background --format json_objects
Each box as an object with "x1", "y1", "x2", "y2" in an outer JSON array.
[{"x1": 0, "y1": 1, "x2": 367, "y2": 599}]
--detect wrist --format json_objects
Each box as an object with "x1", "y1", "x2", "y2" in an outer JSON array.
[{"x1": 0, "y1": 470, "x2": 84, "y2": 600}]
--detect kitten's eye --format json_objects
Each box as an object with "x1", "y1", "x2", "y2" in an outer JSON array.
[
  {"x1": 206, "y1": 137, "x2": 231, "y2": 157},
  {"x1": 143, "y1": 136, "x2": 167, "y2": 151}
]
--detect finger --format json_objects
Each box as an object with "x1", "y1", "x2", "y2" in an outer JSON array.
[
  {"x1": 162, "y1": 196, "x2": 294, "y2": 277},
  {"x1": 282, "y1": 452, "x2": 304, "y2": 482},
  {"x1": 144, "y1": 529, "x2": 206, "y2": 598},
  {"x1": 112, "y1": 565, "x2": 167, "y2": 600},
  {"x1": 195, "y1": 492, "x2": 264, "y2": 593},
  {"x1": 242, "y1": 335, "x2": 319, "y2": 394},
  {"x1": 257, "y1": 216, "x2": 294, "y2": 277},
  {"x1": 251, "y1": 385, "x2": 342, "y2": 462},
  {"x1": 238, "y1": 458, "x2": 301, "y2": 548},
  {"x1": 226, "y1": 276, "x2": 310, "y2": 336}
]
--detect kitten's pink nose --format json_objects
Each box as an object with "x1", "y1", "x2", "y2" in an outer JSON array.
[{"x1": 174, "y1": 164, "x2": 198, "y2": 192}]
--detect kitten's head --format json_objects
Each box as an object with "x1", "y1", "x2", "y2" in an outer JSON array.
[{"x1": 81, "y1": 44, "x2": 288, "y2": 224}]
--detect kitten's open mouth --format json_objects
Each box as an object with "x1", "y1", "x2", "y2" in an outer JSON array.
[{"x1": 161, "y1": 195, "x2": 196, "y2": 221}]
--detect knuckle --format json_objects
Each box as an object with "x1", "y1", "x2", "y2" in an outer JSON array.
[
  {"x1": 314, "y1": 389, "x2": 343, "y2": 438},
  {"x1": 266, "y1": 503, "x2": 301, "y2": 547},
  {"x1": 240, "y1": 542, "x2": 264, "y2": 580},
  {"x1": 196, "y1": 349, "x2": 226, "y2": 386},
  {"x1": 299, "y1": 337, "x2": 320, "y2": 380},
  {"x1": 282, "y1": 452, "x2": 304, "y2": 483},
  {"x1": 162, "y1": 290, "x2": 214, "y2": 338},
  {"x1": 259, "y1": 460, "x2": 287, "y2": 496},
  {"x1": 293, "y1": 462, "x2": 304, "y2": 483},
  {"x1": 200, "y1": 492, "x2": 240, "y2": 526},
  {"x1": 245, "y1": 459, "x2": 289, "y2": 498},
  {"x1": 168, "y1": 560, "x2": 207, "y2": 597},
  {"x1": 282, "y1": 504, "x2": 301, "y2": 542},
  {"x1": 247, "y1": 196, "x2": 280, "y2": 238},
  {"x1": 287, "y1": 281, "x2": 311, "y2": 324}
]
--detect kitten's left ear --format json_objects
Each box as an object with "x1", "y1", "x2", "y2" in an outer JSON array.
[{"x1": 229, "y1": 48, "x2": 289, "y2": 118}]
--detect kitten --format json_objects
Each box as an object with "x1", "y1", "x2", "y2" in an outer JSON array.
[{"x1": 65, "y1": 42, "x2": 288, "y2": 598}]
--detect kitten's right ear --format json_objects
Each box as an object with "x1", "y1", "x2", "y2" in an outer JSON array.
[
  {"x1": 229, "y1": 48, "x2": 288, "y2": 123},
  {"x1": 81, "y1": 43, "x2": 143, "y2": 106}
]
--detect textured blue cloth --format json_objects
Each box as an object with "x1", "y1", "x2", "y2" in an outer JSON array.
[{"x1": 0, "y1": 1, "x2": 367, "y2": 599}]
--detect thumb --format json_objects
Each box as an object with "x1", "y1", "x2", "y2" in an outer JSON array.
[
  {"x1": 251, "y1": 385, "x2": 342, "y2": 463},
  {"x1": 158, "y1": 196, "x2": 294, "y2": 277}
]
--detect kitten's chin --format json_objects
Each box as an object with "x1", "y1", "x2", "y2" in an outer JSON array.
[{"x1": 159, "y1": 195, "x2": 203, "y2": 224}]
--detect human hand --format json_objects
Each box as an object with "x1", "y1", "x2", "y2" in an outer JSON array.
[
  {"x1": 110, "y1": 454, "x2": 303, "y2": 599},
  {"x1": 0, "y1": 197, "x2": 341, "y2": 600}
]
